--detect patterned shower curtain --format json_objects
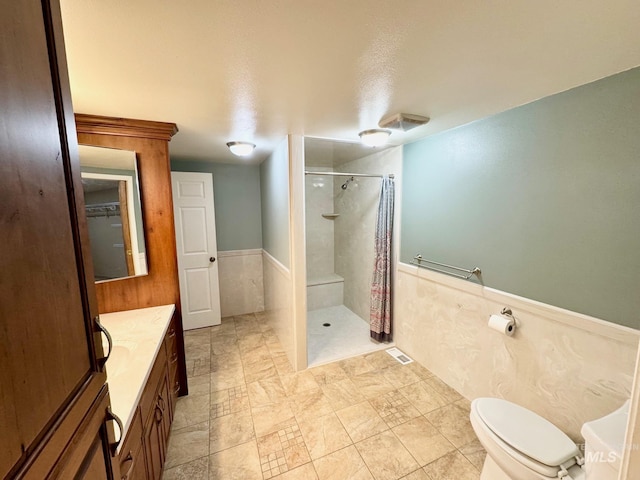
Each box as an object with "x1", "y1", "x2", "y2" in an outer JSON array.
[{"x1": 370, "y1": 175, "x2": 394, "y2": 342}]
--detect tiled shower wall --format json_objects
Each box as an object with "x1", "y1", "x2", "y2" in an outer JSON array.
[
  {"x1": 304, "y1": 166, "x2": 334, "y2": 280},
  {"x1": 395, "y1": 263, "x2": 639, "y2": 442},
  {"x1": 334, "y1": 147, "x2": 402, "y2": 322}
]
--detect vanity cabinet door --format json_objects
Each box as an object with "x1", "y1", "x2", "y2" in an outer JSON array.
[
  {"x1": 143, "y1": 378, "x2": 169, "y2": 480},
  {"x1": 0, "y1": 1, "x2": 112, "y2": 478}
]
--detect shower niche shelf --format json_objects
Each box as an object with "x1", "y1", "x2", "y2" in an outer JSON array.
[{"x1": 321, "y1": 213, "x2": 340, "y2": 219}]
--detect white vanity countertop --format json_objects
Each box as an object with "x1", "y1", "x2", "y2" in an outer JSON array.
[{"x1": 99, "y1": 304, "x2": 175, "y2": 444}]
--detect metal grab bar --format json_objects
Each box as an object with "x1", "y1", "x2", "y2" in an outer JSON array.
[{"x1": 410, "y1": 254, "x2": 481, "y2": 280}]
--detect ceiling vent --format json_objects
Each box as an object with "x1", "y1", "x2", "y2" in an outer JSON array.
[{"x1": 378, "y1": 113, "x2": 430, "y2": 132}]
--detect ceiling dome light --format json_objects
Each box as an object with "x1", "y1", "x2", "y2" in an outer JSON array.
[
  {"x1": 358, "y1": 129, "x2": 391, "y2": 147},
  {"x1": 226, "y1": 141, "x2": 256, "y2": 156}
]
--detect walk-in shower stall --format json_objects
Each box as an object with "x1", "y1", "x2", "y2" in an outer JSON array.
[{"x1": 303, "y1": 137, "x2": 402, "y2": 366}]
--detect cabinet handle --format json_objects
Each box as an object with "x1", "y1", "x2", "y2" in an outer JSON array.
[
  {"x1": 95, "y1": 315, "x2": 112, "y2": 369},
  {"x1": 168, "y1": 328, "x2": 176, "y2": 339},
  {"x1": 174, "y1": 382, "x2": 180, "y2": 395},
  {"x1": 170, "y1": 351, "x2": 178, "y2": 364},
  {"x1": 155, "y1": 405, "x2": 163, "y2": 423},
  {"x1": 120, "y1": 451, "x2": 134, "y2": 480},
  {"x1": 158, "y1": 393, "x2": 165, "y2": 412},
  {"x1": 106, "y1": 406, "x2": 123, "y2": 456}
]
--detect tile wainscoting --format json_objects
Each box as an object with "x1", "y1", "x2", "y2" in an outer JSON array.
[
  {"x1": 395, "y1": 262, "x2": 639, "y2": 442},
  {"x1": 262, "y1": 250, "x2": 295, "y2": 370},
  {"x1": 218, "y1": 249, "x2": 265, "y2": 317}
]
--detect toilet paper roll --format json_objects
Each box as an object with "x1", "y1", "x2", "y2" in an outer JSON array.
[{"x1": 488, "y1": 314, "x2": 516, "y2": 336}]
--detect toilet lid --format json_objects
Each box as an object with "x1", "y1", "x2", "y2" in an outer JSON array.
[{"x1": 475, "y1": 398, "x2": 580, "y2": 467}]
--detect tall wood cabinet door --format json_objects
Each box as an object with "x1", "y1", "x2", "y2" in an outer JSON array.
[
  {"x1": 43, "y1": 387, "x2": 115, "y2": 480},
  {"x1": 0, "y1": 1, "x2": 107, "y2": 478}
]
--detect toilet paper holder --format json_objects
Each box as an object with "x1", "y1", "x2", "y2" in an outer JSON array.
[{"x1": 487, "y1": 307, "x2": 517, "y2": 336}]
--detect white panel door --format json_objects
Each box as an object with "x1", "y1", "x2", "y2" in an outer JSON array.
[{"x1": 171, "y1": 172, "x2": 221, "y2": 329}]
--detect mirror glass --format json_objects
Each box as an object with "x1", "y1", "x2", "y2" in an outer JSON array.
[{"x1": 79, "y1": 145, "x2": 148, "y2": 282}]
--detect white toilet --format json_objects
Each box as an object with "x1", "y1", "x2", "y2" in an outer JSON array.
[{"x1": 470, "y1": 397, "x2": 629, "y2": 480}]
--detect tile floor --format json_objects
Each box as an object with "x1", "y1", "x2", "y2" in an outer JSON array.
[
  {"x1": 307, "y1": 305, "x2": 390, "y2": 367},
  {"x1": 163, "y1": 312, "x2": 485, "y2": 480}
]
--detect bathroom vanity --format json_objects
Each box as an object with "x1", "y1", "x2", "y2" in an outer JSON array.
[{"x1": 100, "y1": 305, "x2": 179, "y2": 480}]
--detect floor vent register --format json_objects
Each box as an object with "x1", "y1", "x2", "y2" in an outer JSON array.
[{"x1": 385, "y1": 347, "x2": 413, "y2": 365}]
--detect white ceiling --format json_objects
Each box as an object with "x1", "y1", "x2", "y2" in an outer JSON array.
[{"x1": 60, "y1": 0, "x2": 640, "y2": 165}]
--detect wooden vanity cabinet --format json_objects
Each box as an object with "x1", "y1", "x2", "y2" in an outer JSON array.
[{"x1": 116, "y1": 313, "x2": 180, "y2": 480}]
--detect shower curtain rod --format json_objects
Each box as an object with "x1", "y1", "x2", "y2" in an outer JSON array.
[{"x1": 304, "y1": 171, "x2": 394, "y2": 179}]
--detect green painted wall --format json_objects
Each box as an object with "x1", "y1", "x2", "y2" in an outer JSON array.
[
  {"x1": 260, "y1": 139, "x2": 290, "y2": 268},
  {"x1": 170, "y1": 160, "x2": 262, "y2": 251},
  {"x1": 401, "y1": 67, "x2": 640, "y2": 328}
]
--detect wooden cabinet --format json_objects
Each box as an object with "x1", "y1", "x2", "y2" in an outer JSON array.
[
  {"x1": 115, "y1": 314, "x2": 180, "y2": 480},
  {"x1": 74, "y1": 114, "x2": 189, "y2": 402},
  {"x1": 1, "y1": 1, "x2": 116, "y2": 479}
]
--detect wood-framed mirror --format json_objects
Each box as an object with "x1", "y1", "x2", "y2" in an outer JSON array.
[{"x1": 79, "y1": 145, "x2": 148, "y2": 282}]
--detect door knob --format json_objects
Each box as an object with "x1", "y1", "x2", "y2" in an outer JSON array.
[{"x1": 209, "y1": 257, "x2": 216, "y2": 263}]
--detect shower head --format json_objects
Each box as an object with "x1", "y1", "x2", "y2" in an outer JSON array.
[{"x1": 341, "y1": 176, "x2": 354, "y2": 190}]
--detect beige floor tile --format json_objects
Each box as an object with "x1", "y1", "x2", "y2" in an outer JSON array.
[
  {"x1": 248, "y1": 375, "x2": 288, "y2": 407},
  {"x1": 335, "y1": 401, "x2": 388, "y2": 443},
  {"x1": 313, "y1": 445, "x2": 373, "y2": 480},
  {"x1": 275, "y1": 462, "x2": 319, "y2": 480},
  {"x1": 422, "y1": 377, "x2": 462, "y2": 404},
  {"x1": 380, "y1": 364, "x2": 423, "y2": 389},
  {"x1": 210, "y1": 334, "x2": 239, "y2": 355},
  {"x1": 392, "y1": 416, "x2": 456, "y2": 466},
  {"x1": 273, "y1": 353, "x2": 296, "y2": 375},
  {"x1": 369, "y1": 390, "x2": 421, "y2": 428},
  {"x1": 309, "y1": 363, "x2": 349, "y2": 385},
  {"x1": 252, "y1": 401, "x2": 297, "y2": 437},
  {"x1": 161, "y1": 456, "x2": 208, "y2": 480},
  {"x1": 184, "y1": 332, "x2": 211, "y2": 348},
  {"x1": 458, "y1": 439, "x2": 486, "y2": 471},
  {"x1": 244, "y1": 359, "x2": 279, "y2": 383},
  {"x1": 280, "y1": 371, "x2": 321, "y2": 396},
  {"x1": 288, "y1": 388, "x2": 334, "y2": 421},
  {"x1": 210, "y1": 384, "x2": 250, "y2": 418},
  {"x1": 238, "y1": 333, "x2": 266, "y2": 352},
  {"x1": 171, "y1": 393, "x2": 211, "y2": 430},
  {"x1": 355, "y1": 430, "x2": 420, "y2": 480},
  {"x1": 209, "y1": 410, "x2": 255, "y2": 453},
  {"x1": 164, "y1": 421, "x2": 209, "y2": 470},
  {"x1": 210, "y1": 365, "x2": 245, "y2": 391},
  {"x1": 298, "y1": 412, "x2": 353, "y2": 459},
  {"x1": 422, "y1": 451, "x2": 480, "y2": 480},
  {"x1": 398, "y1": 382, "x2": 448, "y2": 415},
  {"x1": 242, "y1": 344, "x2": 273, "y2": 365},
  {"x1": 257, "y1": 424, "x2": 310, "y2": 478},
  {"x1": 321, "y1": 378, "x2": 366, "y2": 410},
  {"x1": 339, "y1": 356, "x2": 375, "y2": 377},
  {"x1": 267, "y1": 341, "x2": 286, "y2": 357},
  {"x1": 236, "y1": 323, "x2": 263, "y2": 338},
  {"x1": 210, "y1": 350, "x2": 242, "y2": 372},
  {"x1": 190, "y1": 358, "x2": 211, "y2": 377},
  {"x1": 406, "y1": 362, "x2": 434, "y2": 380},
  {"x1": 350, "y1": 371, "x2": 395, "y2": 399},
  {"x1": 185, "y1": 343, "x2": 210, "y2": 362},
  {"x1": 210, "y1": 318, "x2": 236, "y2": 336},
  {"x1": 399, "y1": 469, "x2": 431, "y2": 480},
  {"x1": 186, "y1": 374, "x2": 210, "y2": 397},
  {"x1": 364, "y1": 350, "x2": 399, "y2": 370},
  {"x1": 425, "y1": 402, "x2": 477, "y2": 448},
  {"x1": 208, "y1": 440, "x2": 263, "y2": 480}
]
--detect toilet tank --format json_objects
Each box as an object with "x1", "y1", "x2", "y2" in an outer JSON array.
[{"x1": 581, "y1": 400, "x2": 630, "y2": 479}]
